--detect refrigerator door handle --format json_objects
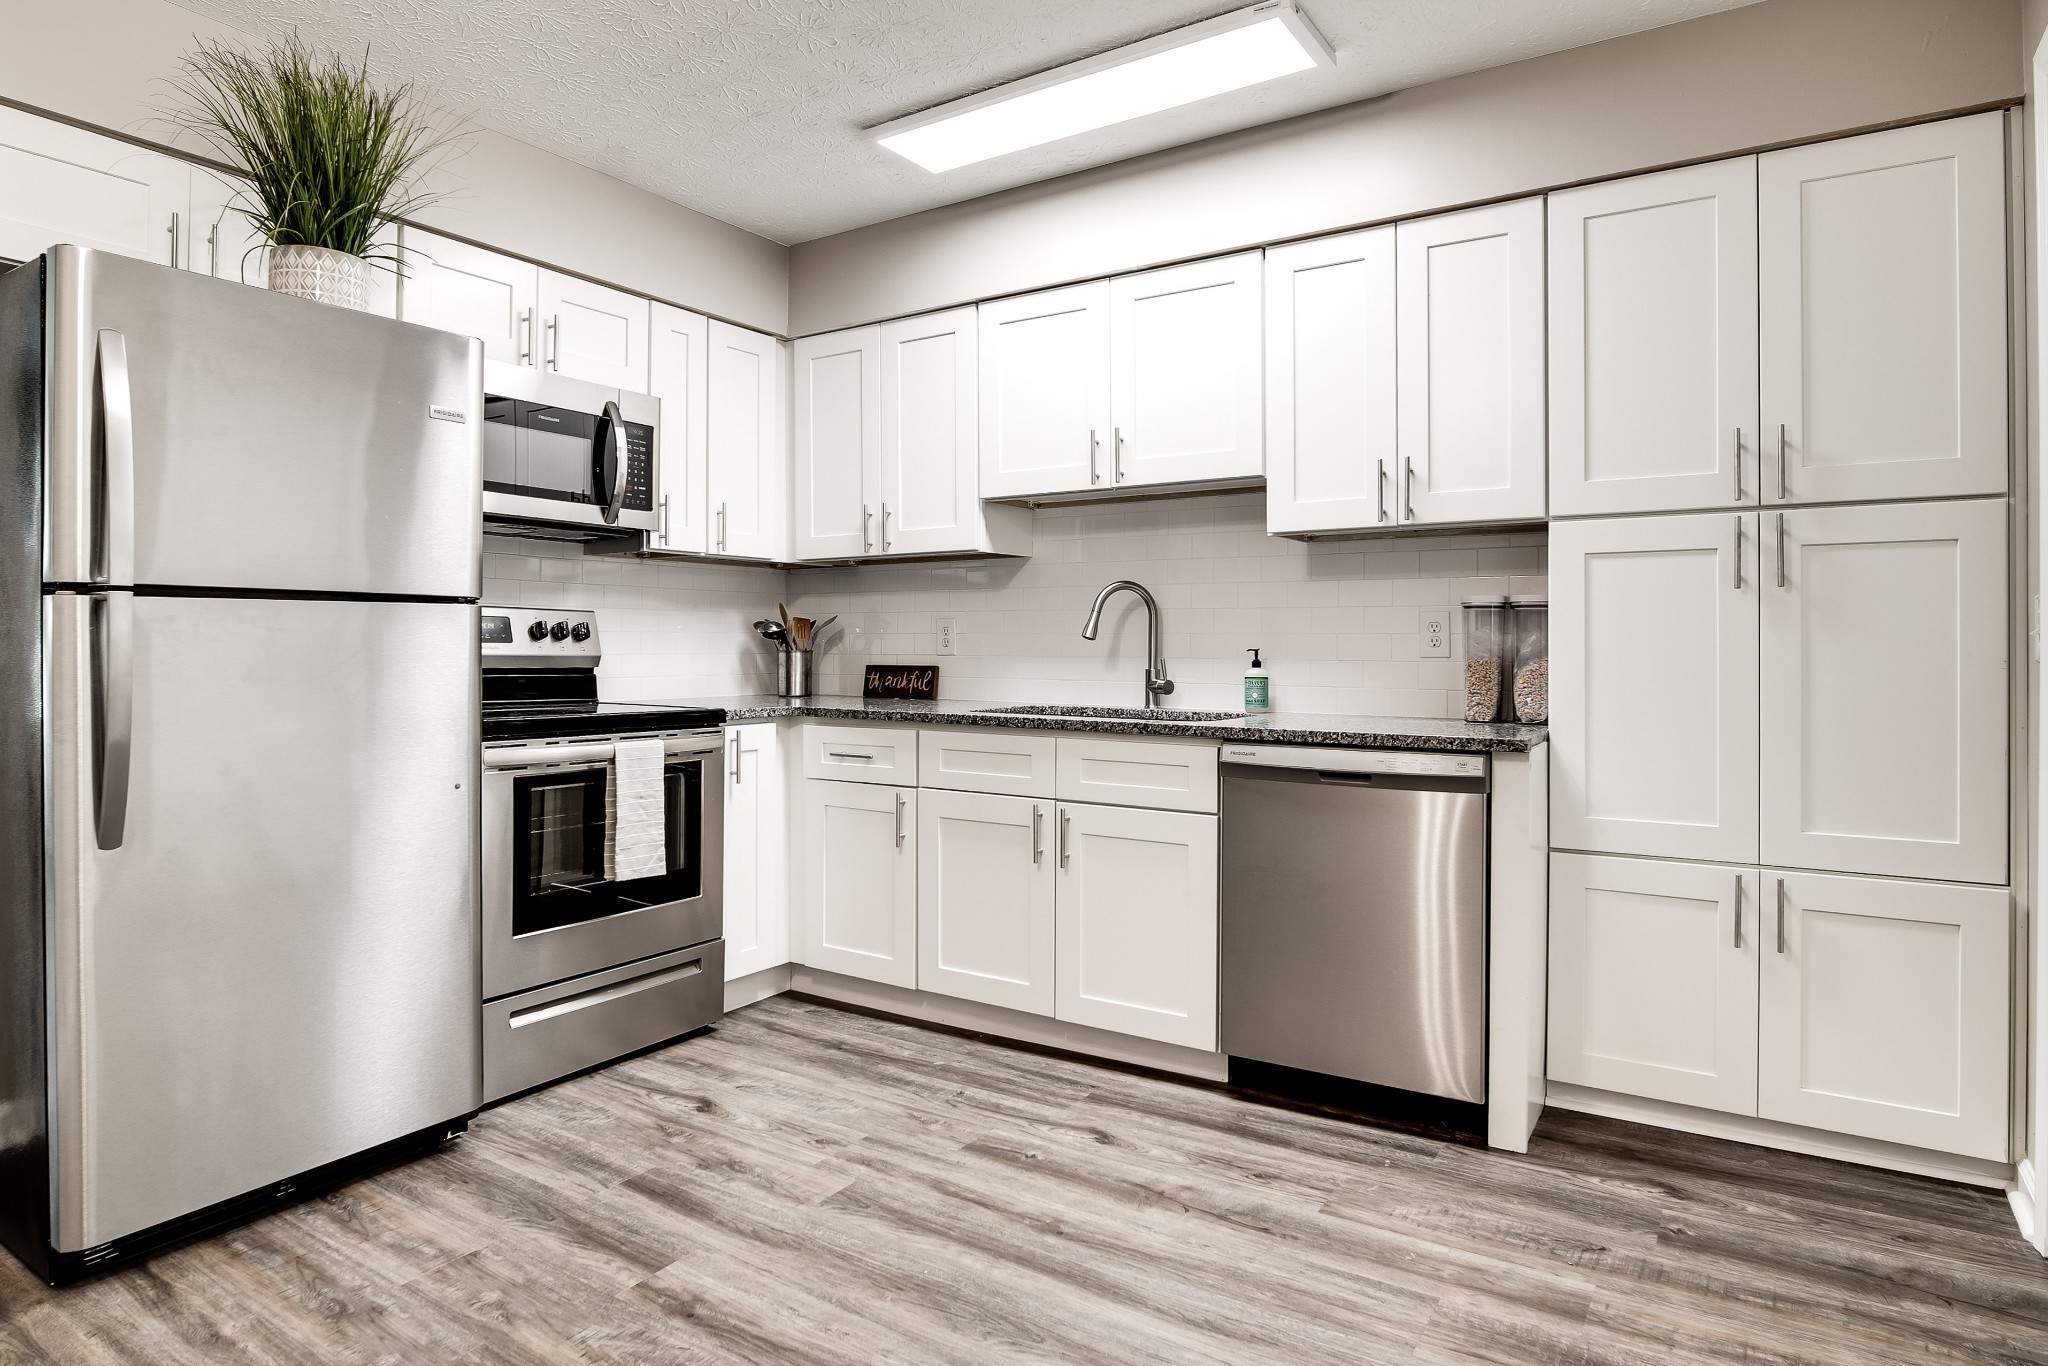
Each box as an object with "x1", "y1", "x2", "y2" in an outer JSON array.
[
  {"x1": 96, "y1": 329, "x2": 136, "y2": 586},
  {"x1": 92, "y1": 590, "x2": 134, "y2": 850},
  {"x1": 594, "y1": 400, "x2": 625, "y2": 526}
]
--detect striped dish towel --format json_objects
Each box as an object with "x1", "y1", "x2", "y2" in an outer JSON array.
[{"x1": 604, "y1": 739, "x2": 668, "y2": 883}]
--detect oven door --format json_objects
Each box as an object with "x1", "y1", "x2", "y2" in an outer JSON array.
[
  {"x1": 483, "y1": 731, "x2": 724, "y2": 998},
  {"x1": 479, "y1": 363, "x2": 659, "y2": 534}
]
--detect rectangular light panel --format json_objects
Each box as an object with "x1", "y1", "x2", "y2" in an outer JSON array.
[{"x1": 870, "y1": 1, "x2": 1334, "y2": 174}]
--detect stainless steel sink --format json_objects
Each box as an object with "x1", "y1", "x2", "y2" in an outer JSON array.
[{"x1": 974, "y1": 704, "x2": 1247, "y2": 724}]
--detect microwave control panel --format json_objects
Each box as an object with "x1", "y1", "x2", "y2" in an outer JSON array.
[{"x1": 622, "y1": 421, "x2": 654, "y2": 513}]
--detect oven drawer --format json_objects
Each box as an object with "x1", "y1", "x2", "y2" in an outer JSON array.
[
  {"x1": 483, "y1": 941, "x2": 724, "y2": 1102},
  {"x1": 800, "y1": 724, "x2": 918, "y2": 785}
]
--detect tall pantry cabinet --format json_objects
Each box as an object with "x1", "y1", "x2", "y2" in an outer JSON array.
[{"x1": 1546, "y1": 111, "x2": 2014, "y2": 1165}]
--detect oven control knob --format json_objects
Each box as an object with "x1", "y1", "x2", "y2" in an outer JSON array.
[
  {"x1": 526, "y1": 620, "x2": 550, "y2": 641},
  {"x1": 550, "y1": 621, "x2": 572, "y2": 641},
  {"x1": 570, "y1": 622, "x2": 591, "y2": 642}
]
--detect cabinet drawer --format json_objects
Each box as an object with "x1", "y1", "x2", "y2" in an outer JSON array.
[
  {"x1": 801, "y1": 724, "x2": 918, "y2": 785},
  {"x1": 919, "y1": 728, "x2": 1056, "y2": 797},
  {"x1": 1055, "y1": 736, "x2": 1217, "y2": 813},
  {"x1": 482, "y1": 942, "x2": 723, "y2": 1102}
]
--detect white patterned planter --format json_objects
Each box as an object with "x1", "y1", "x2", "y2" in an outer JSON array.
[{"x1": 267, "y1": 244, "x2": 373, "y2": 311}]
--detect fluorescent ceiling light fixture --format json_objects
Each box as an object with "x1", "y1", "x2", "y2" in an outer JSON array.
[{"x1": 869, "y1": 1, "x2": 1334, "y2": 174}]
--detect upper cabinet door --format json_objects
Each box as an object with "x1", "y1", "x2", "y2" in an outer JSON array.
[
  {"x1": 878, "y1": 307, "x2": 978, "y2": 556},
  {"x1": 707, "y1": 321, "x2": 786, "y2": 560},
  {"x1": 1758, "y1": 872, "x2": 2009, "y2": 1161},
  {"x1": 1760, "y1": 500, "x2": 2007, "y2": 885},
  {"x1": 1396, "y1": 198, "x2": 1547, "y2": 525},
  {"x1": 1263, "y1": 227, "x2": 1397, "y2": 535},
  {"x1": 398, "y1": 228, "x2": 537, "y2": 366},
  {"x1": 0, "y1": 107, "x2": 189, "y2": 268},
  {"x1": 792, "y1": 325, "x2": 881, "y2": 560},
  {"x1": 1550, "y1": 513, "x2": 1758, "y2": 864},
  {"x1": 978, "y1": 282, "x2": 1111, "y2": 499},
  {"x1": 1109, "y1": 252, "x2": 1263, "y2": 488},
  {"x1": 1759, "y1": 113, "x2": 2008, "y2": 505},
  {"x1": 1549, "y1": 159, "x2": 1759, "y2": 517},
  {"x1": 1547, "y1": 854, "x2": 1759, "y2": 1116},
  {"x1": 649, "y1": 302, "x2": 710, "y2": 555},
  {"x1": 539, "y1": 270, "x2": 650, "y2": 391}
]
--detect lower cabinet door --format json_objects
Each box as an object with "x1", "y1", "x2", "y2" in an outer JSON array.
[
  {"x1": 917, "y1": 790, "x2": 1055, "y2": 1014},
  {"x1": 1054, "y1": 802, "x2": 1218, "y2": 1050},
  {"x1": 799, "y1": 780, "x2": 917, "y2": 988},
  {"x1": 1758, "y1": 871, "x2": 2010, "y2": 1160},
  {"x1": 1547, "y1": 853, "x2": 1759, "y2": 1115},
  {"x1": 722, "y1": 724, "x2": 788, "y2": 981}
]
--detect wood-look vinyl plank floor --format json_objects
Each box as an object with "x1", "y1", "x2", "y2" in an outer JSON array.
[{"x1": 4, "y1": 993, "x2": 2046, "y2": 1365}]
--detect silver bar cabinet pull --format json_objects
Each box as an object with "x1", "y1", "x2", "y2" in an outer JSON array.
[
  {"x1": 894, "y1": 793, "x2": 907, "y2": 847},
  {"x1": 1059, "y1": 809, "x2": 1072, "y2": 868},
  {"x1": 1114, "y1": 427, "x2": 1125, "y2": 482},
  {"x1": 518, "y1": 308, "x2": 533, "y2": 364},
  {"x1": 1089, "y1": 430, "x2": 1100, "y2": 485},
  {"x1": 1775, "y1": 877, "x2": 1787, "y2": 954},
  {"x1": 1732, "y1": 516, "x2": 1741, "y2": 590},
  {"x1": 1777, "y1": 422, "x2": 1788, "y2": 499},
  {"x1": 546, "y1": 315, "x2": 560, "y2": 370},
  {"x1": 166, "y1": 212, "x2": 180, "y2": 267},
  {"x1": 879, "y1": 503, "x2": 891, "y2": 551},
  {"x1": 1376, "y1": 461, "x2": 1388, "y2": 523},
  {"x1": 207, "y1": 223, "x2": 219, "y2": 277},
  {"x1": 1404, "y1": 458, "x2": 1416, "y2": 521},
  {"x1": 1775, "y1": 513, "x2": 1787, "y2": 589},
  {"x1": 729, "y1": 734, "x2": 741, "y2": 784},
  {"x1": 1031, "y1": 805, "x2": 1044, "y2": 863},
  {"x1": 1733, "y1": 428, "x2": 1742, "y2": 502},
  {"x1": 717, "y1": 503, "x2": 728, "y2": 553},
  {"x1": 1732, "y1": 875, "x2": 1742, "y2": 949},
  {"x1": 862, "y1": 506, "x2": 872, "y2": 552}
]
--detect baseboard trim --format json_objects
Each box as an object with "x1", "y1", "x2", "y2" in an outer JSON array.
[
  {"x1": 2010, "y1": 1158, "x2": 2044, "y2": 1253},
  {"x1": 1546, "y1": 1082, "x2": 2014, "y2": 1189},
  {"x1": 787, "y1": 967, "x2": 1230, "y2": 1082},
  {"x1": 724, "y1": 964, "x2": 792, "y2": 1012}
]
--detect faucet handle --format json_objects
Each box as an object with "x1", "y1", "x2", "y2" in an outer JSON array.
[{"x1": 1149, "y1": 673, "x2": 1175, "y2": 697}]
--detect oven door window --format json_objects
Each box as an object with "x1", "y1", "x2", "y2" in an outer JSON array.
[{"x1": 512, "y1": 759, "x2": 704, "y2": 937}]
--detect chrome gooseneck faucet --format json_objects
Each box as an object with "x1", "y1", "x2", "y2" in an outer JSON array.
[{"x1": 1081, "y1": 579, "x2": 1174, "y2": 708}]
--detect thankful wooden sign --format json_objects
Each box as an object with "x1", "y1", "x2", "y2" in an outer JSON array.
[{"x1": 863, "y1": 664, "x2": 939, "y2": 701}]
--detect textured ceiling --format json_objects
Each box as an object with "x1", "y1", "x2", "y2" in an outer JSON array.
[{"x1": 164, "y1": 0, "x2": 1761, "y2": 244}]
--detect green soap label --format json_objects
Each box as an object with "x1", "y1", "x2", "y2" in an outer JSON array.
[{"x1": 1244, "y1": 676, "x2": 1270, "y2": 709}]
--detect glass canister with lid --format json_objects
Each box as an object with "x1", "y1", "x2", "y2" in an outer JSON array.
[
  {"x1": 1509, "y1": 594, "x2": 1548, "y2": 723},
  {"x1": 1460, "y1": 595, "x2": 1510, "y2": 721}
]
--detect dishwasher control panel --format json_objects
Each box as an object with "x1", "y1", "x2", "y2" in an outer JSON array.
[{"x1": 1220, "y1": 744, "x2": 1487, "y2": 778}]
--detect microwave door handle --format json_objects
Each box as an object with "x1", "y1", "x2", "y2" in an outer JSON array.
[
  {"x1": 96, "y1": 330, "x2": 135, "y2": 586},
  {"x1": 594, "y1": 400, "x2": 625, "y2": 526}
]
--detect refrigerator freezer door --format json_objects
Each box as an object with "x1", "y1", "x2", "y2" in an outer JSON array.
[
  {"x1": 44, "y1": 592, "x2": 480, "y2": 1251},
  {"x1": 41, "y1": 246, "x2": 481, "y2": 597}
]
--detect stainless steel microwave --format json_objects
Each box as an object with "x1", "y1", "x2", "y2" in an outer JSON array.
[{"x1": 480, "y1": 361, "x2": 660, "y2": 536}]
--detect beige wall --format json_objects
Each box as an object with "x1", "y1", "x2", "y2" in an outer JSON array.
[
  {"x1": 0, "y1": 0, "x2": 790, "y2": 334},
  {"x1": 789, "y1": 0, "x2": 2022, "y2": 335}
]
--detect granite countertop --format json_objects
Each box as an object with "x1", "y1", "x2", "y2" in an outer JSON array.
[{"x1": 665, "y1": 694, "x2": 1547, "y2": 753}]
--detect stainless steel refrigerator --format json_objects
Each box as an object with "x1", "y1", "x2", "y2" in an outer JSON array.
[{"x1": 0, "y1": 246, "x2": 485, "y2": 1282}]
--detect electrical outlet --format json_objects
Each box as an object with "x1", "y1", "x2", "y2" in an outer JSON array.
[
  {"x1": 935, "y1": 617, "x2": 958, "y2": 656},
  {"x1": 1419, "y1": 609, "x2": 1451, "y2": 659}
]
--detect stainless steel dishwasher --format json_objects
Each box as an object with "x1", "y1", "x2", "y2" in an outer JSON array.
[{"x1": 1220, "y1": 743, "x2": 1488, "y2": 1104}]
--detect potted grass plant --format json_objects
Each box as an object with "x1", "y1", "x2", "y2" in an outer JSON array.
[{"x1": 167, "y1": 36, "x2": 464, "y2": 309}]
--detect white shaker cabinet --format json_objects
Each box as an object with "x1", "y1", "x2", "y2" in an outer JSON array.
[
  {"x1": 399, "y1": 228, "x2": 537, "y2": 366},
  {"x1": 792, "y1": 325, "x2": 882, "y2": 560},
  {"x1": 1758, "y1": 113, "x2": 2008, "y2": 505},
  {"x1": 707, "y1": 320, "x2": 788, "y2": 560},
  {"x1": 1053, "y1": 802, "x2": 1218, "y2": 1051},
  {"x1": 878, "y1": 307, "x2": 981, "y2": 556},
  {"x1": 539, "y1": 270, "x2": 650, "y2": 391},
  {"x1": 1263, "y1": 227, "x2": 1398, "y2": 535},
  {"x1": 0, "y1": 107, "x2": 190, "y2": 269},
  {"x1": 1759, "y1": 500, "x2": 2007, "y2": 884},
  {"x1": 1550, "y1": 513, "x2": 1758, "y2": 864},
  {"x1": 1548, "y1": 855, "x2": 1759, "y2": 1115},
  {"x1": 1548, "y1": 159, "x2": 1759, "y2": 516},
  {"x1": 1395, "y1": 198, "x2": 1547, "y2": 525},
  {"x1": 1758, "y1": 871, "x2": 2009, "y2": 1160},
  {"x1": 648, "y1": 302, "x2": 711, "y2": 555},
  {"x1": 1108, "y1": 253, "x2": 1264, "y2": 489},
  {"x1": 917, "y1": 789, "x2": 1056, "y2": 1015},
  {"x1": 978, "y1": 282, "x2": 1112, "y2": 498},
  {"x1": 723, "y1": 725, "x2": 788, "y2": 981},
  {"x1": 798, "y1": 780, "x2": 918, "y2": 989}
]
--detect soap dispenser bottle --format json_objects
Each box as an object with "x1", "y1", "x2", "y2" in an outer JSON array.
[{"x1": 1243, "y1": 648, "x2": 1271, "y2": 713}]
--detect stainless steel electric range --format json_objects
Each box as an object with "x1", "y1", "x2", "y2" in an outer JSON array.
[{"x1": 479, "y1": 606, "x2": 727, "y2": 1102}]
